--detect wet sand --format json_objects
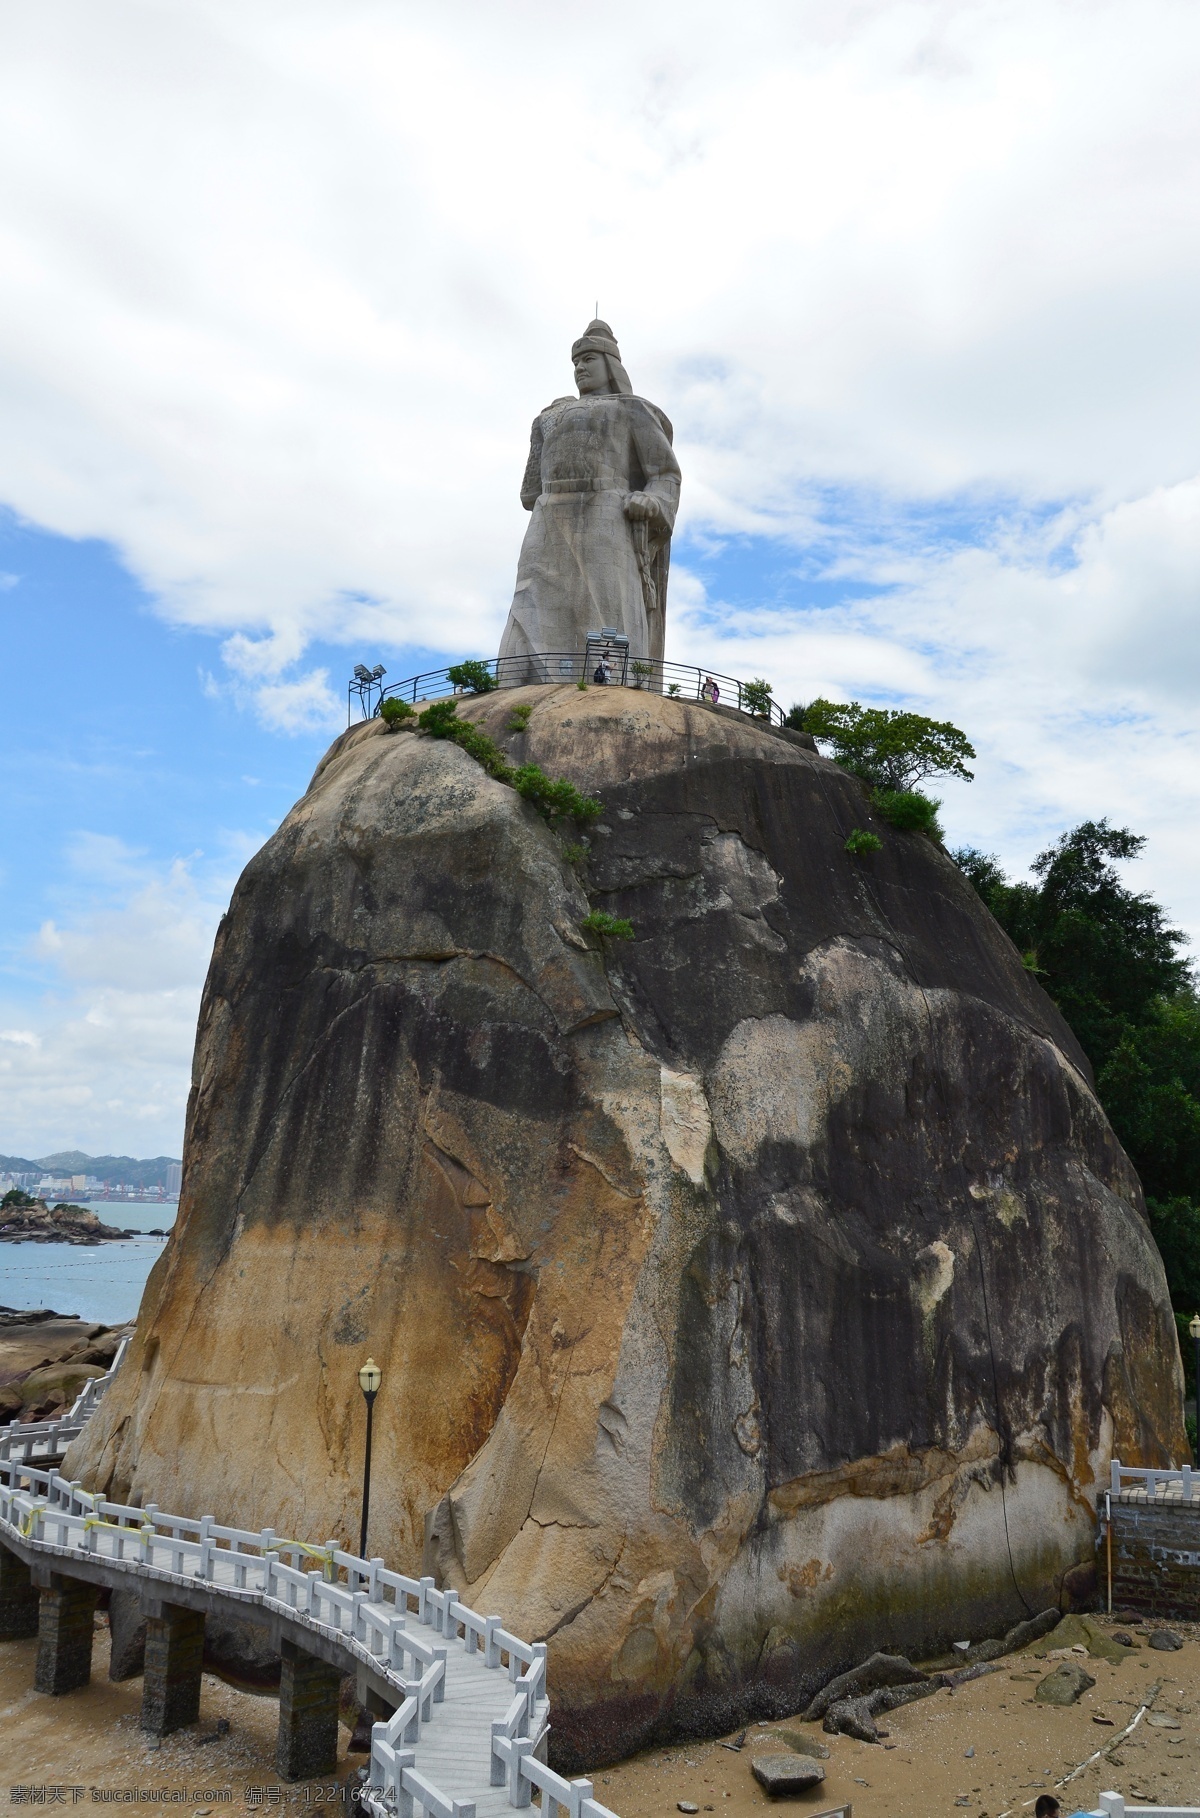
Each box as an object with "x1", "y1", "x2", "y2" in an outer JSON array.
[{"x1": 2, "y1": 1617, "x2": 1198, "y2": 1815}]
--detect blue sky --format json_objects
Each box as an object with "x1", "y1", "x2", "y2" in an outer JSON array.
[{"x1": 1, "y1": 0, "x2": 1200, "y2": 1155}]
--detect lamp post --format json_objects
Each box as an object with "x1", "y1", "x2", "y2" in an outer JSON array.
[
  {"x1": 1190, "y1": 1316, "x2": 1200, "y2": 1468},
  {"x1": 358, "y1": 1357, "x2": 382, "y2": 1559}
]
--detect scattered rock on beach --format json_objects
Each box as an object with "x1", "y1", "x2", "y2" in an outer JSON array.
[
  {"x1": 1149, "y1": 1629, "x2": 1184, "y2": 1651},
  {"x1": 751, "y1": 1756, "x2": 826, "y2": 1797},
  {"x1": 802, "y1": 1652, "x2": 927, "y2": 1721},
  {"x1": 1034, "y1": 1660, "x2": 1096, "y2": 1705},
  {"x1": 1027, "y1": 1614, "x2": 1136, "y2": 1662}
]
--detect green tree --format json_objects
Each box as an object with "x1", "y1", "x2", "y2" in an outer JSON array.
[
  {"x1": 955, "y1": 822, "x2": 1200, "y2": 1342},
  {"x1": 446, "y1": 659, "x2": 498, "y2": 694},
  {"x1": 741, "y1": 678, "x2": 774, "y2": 717},
  {"x1": 956, "y1": 822, "x2": 1189, "y2": 1073},
  {"x1": 802, "y1": 699, "x2": 975, "y2": 792},
  {"x1": 871, "y1": 788, "x2": 944, "y2": 841}
]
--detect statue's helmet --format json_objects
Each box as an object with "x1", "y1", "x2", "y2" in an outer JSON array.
[{"x1": 571, "y1": 319, "x2": 633, "y2": 396}]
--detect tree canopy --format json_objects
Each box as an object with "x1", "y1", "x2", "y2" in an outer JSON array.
[
  {"x1": 795, "y1": 699, "x2": 976, "y2": 792},
  {"x1": 956, "y1": 822, "x2": 1190, "y2": 1070}
]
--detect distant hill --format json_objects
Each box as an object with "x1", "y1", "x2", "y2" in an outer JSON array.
[{"x1": 0, "y1": 1151, "x2": 181, "y2": 1189}]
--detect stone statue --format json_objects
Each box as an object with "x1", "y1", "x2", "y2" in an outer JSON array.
[{"x1": 497, "y1": 320, "x2": 681, "y2": 676}]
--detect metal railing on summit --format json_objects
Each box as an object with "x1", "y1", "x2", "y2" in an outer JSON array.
[{"x1": 347, "y1": 653, "x2": 787, "y2": 728}]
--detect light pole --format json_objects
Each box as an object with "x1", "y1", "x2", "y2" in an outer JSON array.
[
  {"x1": 358, "y1": 1357, "x2": 382, "y2": 1560},
  {"x1": 1190, "y1": 1316, "x2": 1200, "y2": 1468}
]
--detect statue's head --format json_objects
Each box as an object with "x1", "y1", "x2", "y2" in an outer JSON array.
[
  {"x1": 573, "y1": 349, "x2": 611, "y2": 395},
  {"x1": 571, "y1": 319, "x2": 633, "y2": 397}
]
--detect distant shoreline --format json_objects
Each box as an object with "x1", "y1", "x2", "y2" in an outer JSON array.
[
  {"x1": 0, "y1": 1230, "x2": 169, "y2": 1245},
  {"x1": 0, "y1": 1197, "x2": 174, "y2": 1247}
]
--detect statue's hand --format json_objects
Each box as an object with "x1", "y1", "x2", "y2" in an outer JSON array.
[{"x1": 624, "y1": 492, "x2": 667, "y2": 529}]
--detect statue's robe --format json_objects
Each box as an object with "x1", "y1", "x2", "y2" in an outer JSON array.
[{"x1": 497, "y1": 392, "x2": 681, "y2": 675}]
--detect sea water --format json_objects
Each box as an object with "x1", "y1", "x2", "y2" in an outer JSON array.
[{"x1": 0, "y1": 1202, "x2": 178, "y2": 1326}]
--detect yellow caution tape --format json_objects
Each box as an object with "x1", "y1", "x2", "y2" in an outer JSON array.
[{"x1": 274, "y1": 1539, "x2": 339, "y2": 1580}]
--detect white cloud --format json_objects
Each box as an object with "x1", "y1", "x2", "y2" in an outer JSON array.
[
  {"x1": 0, "y1": 839, "x2": 243, "y2": 1156},
  {"x1": 0, "y1": 0, "x2": 1197, "y2": 948},
  {"x1": 0, "y1": 1, "x2": 1197, "y2": 658},
  {"x1": 251, "y1": 669, "x2": 344, "y2": 735}
]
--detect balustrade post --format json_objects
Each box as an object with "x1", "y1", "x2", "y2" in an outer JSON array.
[
  {"x1": 484, "y1": 1615, "x2": 501, "y2": 1668},
  {"x1": 568, "y1": 1780, "x2": 594, "y2": 1818},
  {"x1": 402, "y1": 1688, "x2": 420, "y2": 1744},
  {"x1": 391, "y1": 1749, "x2": 416, "y2": 1818},
  {"x1": 507, "y1": 1737, "x2": 533, "y2": 1807},
  {"x1": 419, "y1": 1574, "x2": 435, "y2": 1624}
]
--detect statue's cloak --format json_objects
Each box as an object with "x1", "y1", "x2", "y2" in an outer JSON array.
[{"x1": 498, "y1": 392, "x2": 681, "y2": 674}]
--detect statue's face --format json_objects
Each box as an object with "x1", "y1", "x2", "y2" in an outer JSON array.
[{"x1": 574, "y1": 350, "x2": 610, "y2": 395}]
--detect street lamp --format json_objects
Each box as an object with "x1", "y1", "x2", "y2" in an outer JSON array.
[
  {"x1": 1190, "y1": 1316, "x2": 1200, "y2": 1467},
  {"x1": 358, "y1": 1357, "x2": 382, "y2": 1560}
]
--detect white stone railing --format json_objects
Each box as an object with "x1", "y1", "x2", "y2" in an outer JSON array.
[
  {"x1": 0, "y1": 1339, "x2": 617, "y2": 1818},
  {"x1": 1093, "y1": 1797, "x2": 1200, "y2": 1817},
  {"x1": 1110, "y1": 1460, "x2": 1199, "y2": 1502},
  {"x1": 0, "y1": 1340, "x2": 130, "y2": 1467}
]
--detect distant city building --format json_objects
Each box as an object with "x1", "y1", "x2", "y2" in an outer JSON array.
[{"x1": 166, "y1": 1162, "x2": 182, "y2": 1197}]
